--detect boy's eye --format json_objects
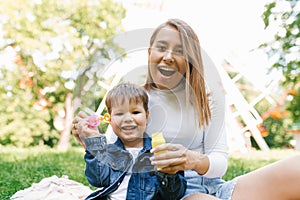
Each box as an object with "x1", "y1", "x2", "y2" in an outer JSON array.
[
  {"x1": 132, "y1": 111, "x2": 141, "y2": 114},
  {"x1": 115, "y1": 113, "x2": 123, "y2": 116}
]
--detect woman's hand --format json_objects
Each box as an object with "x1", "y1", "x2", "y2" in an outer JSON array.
[
  {"x1": 150, "y1": 143, "x2": 209, "y2": 175},
  {"x1": 71, "y1": 111, "x2": 101, "y2": 148}
]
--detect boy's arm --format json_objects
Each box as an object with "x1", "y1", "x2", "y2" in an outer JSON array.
[
  {"x1": 156, "y1": 171, "x2": 187, "y2": 200},
  {"x1": 84, "y1": 136, "x2": 111, "y2": 188},
  {"x1": 84, "y1": 136, "x2": 107, "y2": 157}
]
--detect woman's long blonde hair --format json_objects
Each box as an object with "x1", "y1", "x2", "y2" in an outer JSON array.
[{"x1": 144, "y1": 18, "x2": 211, "y2": 127}]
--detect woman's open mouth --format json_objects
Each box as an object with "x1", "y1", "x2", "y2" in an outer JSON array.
[
  {"x1": 121, "y1": 125, "x2": 137, "y2": 131},
  {"x1": 158, "y1": 66, "x2": 176, "y2": 76}
]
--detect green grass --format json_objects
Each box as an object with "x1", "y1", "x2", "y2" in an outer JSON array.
[
  {"x1": 0, "y1": 146, "x2": 92, "y2": 200},
  {"x1": 223, "y1": 149, "x2": 299, "y2": 180},
  {"x1": 0, "y1": 147, "x2": 299, "y2": 200}
]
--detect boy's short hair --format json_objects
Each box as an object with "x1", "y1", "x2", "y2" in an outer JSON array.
[{"x1": 105, "y1": 83, "x2": 149, "y2": 114}]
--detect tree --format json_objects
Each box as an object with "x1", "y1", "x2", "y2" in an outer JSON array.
[
  {"x1": 0, "y1": 0, "x2": 126, "y2": 148},
  {"x1": 261, "y1": 0, "x2": 300, "y2": 122}
]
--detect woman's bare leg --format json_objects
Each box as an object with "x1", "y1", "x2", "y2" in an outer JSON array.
[
  {"x1": 232, "y1": 154, "x2": 300, "y2": 200},
  {"x1": 184, "y1": 193, "x2": 219, "y2": 200}
]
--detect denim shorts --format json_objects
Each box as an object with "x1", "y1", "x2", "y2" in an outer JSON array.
[{"x1": 182, "y1": 170, "x2": 238, "y2": 200}]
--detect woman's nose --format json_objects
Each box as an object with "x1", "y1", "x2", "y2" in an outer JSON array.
[{"x1": 163, "y1": 50, "x2": 175, "y2": 64}]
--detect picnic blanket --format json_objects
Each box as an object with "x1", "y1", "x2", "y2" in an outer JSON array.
[{"x1": 10, "y1": 175, "x2": 93, "y2": 200}]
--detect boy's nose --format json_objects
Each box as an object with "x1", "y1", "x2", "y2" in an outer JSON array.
[{"x1": 124, "y1": 113, "x2": 134, "y2": 122}]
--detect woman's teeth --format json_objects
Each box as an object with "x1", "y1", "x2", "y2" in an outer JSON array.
[
  {"x1": 158, "y1": 67, "x2": 176, "y2": 76},
  {"x1": 122, "y1": 125, "x2": 136, "y2": 130}
]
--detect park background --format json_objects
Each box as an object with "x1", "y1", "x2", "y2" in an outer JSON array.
[{"x1": 0, "y1": 0, "x2": 299, "y2": 199}]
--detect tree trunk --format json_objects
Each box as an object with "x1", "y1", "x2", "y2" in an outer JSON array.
[{"x1": 57, "y1": 93, "x2": 73, "y2": 151}]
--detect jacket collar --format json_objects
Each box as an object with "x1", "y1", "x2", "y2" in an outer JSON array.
[{"x1": 114, "y1": 133, "x2": 152, "y2": 152}]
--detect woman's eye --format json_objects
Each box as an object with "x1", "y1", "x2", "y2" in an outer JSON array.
[
  {"x1": 175, "y1": 49, "x2": 183, "y2": 55},
  {"x1": 157, "y1": 45, "x2": 166, "y2": 51}
]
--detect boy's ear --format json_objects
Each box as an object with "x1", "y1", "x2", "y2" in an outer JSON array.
[{"x1": 148, "y1": 47, "x2": 151, "y2": 56}]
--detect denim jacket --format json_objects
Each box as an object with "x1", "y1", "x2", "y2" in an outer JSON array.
[{"x1": 84, "y1": 133, "x2": 186, "y2": 200}]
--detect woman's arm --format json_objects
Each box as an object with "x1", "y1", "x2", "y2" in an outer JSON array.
[
  {"x1": 200, "y1": 86, "x2": 228, "y2": 178},
  {"x1": 200, "y1": 47, "x2": 228, "y2": 177}
]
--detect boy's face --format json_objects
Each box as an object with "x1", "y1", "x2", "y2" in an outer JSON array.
[{"x1": 109, "y1": 100, "x2": 149, "y2": 148}]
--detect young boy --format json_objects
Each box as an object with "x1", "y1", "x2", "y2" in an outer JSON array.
[{"x1": 82, "y1": 83, "x2": 186, "y2": 200}]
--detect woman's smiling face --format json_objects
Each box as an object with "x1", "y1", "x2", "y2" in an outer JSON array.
[{"x1": 148, "y1": 25, "x2": 188, "y2": 89}]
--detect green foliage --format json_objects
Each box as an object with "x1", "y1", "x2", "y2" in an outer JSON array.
[
  {"x1": 287, "y1": 88, "x2": 300, "y2": 120},
  {"x1": 261, "y1": 0, "x2": 300, "y2": 122},
  {"x1": 0, "y1": 0, "x2": 126, "y2": 147},
  {"x1": 252, "y1": 116, "x2": 293, "y2": 149},
  {"x1": 262, "y1": 2, "x2": 276, "y2": 28},
  {"x1": 254, "y1": 97, "x2": 295, "y2": 149}
]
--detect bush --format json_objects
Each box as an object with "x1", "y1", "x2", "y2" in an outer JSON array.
[{"x1": 251, "y1": 116, "x2": 293, "y2": 149}]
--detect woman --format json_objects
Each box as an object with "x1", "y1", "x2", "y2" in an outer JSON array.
[{"x1": 72, "y1": 19, "x2": 300, "y2": 200}]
